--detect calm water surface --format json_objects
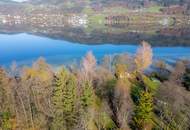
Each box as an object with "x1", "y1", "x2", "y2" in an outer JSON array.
[{"x1": 0, "y1": 33, "x2": 190, "y2": 67}]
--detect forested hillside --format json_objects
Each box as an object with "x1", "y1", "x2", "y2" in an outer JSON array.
[
  {"x1": 27, "y1": 0, "x2": 190, "y2": 7},
  {"x1": 0, "y1": 42, "x2": 190, "y2": 130}
]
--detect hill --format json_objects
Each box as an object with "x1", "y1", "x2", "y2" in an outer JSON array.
[{"x1": 27, "y1": 0, "x2": 189, "y2": 7}]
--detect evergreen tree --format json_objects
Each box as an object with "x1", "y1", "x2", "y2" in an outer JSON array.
[
  {"x1": 133, "y1": 91, "x2": 153, "y2": 130},
  {"x1": 0, "y1": 112, "x2": 12, "y2": 130},
  {"x1": 81, "y1": 81, "x2": 94, "y2": 109},
  {"x1": 51, "y1": 68, "x2": 78, "y2": 130},
  {"x1": 0, "y1": 69, "x2": 12, "y2": 130},
  {"x1": 183, "y1": 68, "x2": 190, "y2": 91},
  {"x1": 80, "y1": 80, "x2": 97, "y2": 130},
  {"x1": 0, "y1": 69, "x2": 9, "y2": 111}
]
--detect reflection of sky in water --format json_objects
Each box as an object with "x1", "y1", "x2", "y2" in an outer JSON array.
[{"x1": 0, "y1": 33, "x2": 190, "y2": 67}]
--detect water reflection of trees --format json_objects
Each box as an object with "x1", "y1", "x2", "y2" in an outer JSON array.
[{"x1": 0, "y1": 24, "x2": 190, "y2": 46}]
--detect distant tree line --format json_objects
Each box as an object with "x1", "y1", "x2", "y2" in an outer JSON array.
[{"x1": 27, "y1": 0, "x2": 190, "y2": 8}]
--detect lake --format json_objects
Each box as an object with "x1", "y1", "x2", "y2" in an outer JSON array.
[{"x1": 0, "y1": 33, "x2": 190, "y2": 68}]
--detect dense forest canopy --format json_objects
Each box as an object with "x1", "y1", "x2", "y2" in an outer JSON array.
[{"x1": 0, "y1": 42, "x2": 190, "y2": 130}]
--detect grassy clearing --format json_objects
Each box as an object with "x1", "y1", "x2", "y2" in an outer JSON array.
[
  {"x1": 88, "y1": 14, "x2": 105, "y2": 25},
  {"x1": 144, "y1": 6, "x2": 163, "y2": 13}
]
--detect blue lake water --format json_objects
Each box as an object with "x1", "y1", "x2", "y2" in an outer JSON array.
[{"x1": 0, "y1": 33, "x2": 190, "y2": 67}]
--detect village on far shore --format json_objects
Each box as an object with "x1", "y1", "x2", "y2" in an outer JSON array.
[
  {"x1": 0, "y1": 0, "x2": 189, "y2": 46},
  {"x1": 0, "y1": 0, "x2": 190, "y2": 27}
]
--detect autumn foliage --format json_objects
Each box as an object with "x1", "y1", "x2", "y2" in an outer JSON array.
[{"x1": 0, "y1": 42, "x2": 190, "y2": 130}]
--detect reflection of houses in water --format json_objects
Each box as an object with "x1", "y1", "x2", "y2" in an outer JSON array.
[
  {"x1": 68, "y1": 14, "x2": 88, "y2": 27},
  {"x1": 159, "y1": 28, "x2": 190, "y2": 37},
  {"x1": 13, "y1": 16, "x2": 22, "y2": 24},
  {"x1": 105, "y1": 15, "x2": 129, "y2": 26},
  {"x1": 187, "y1": 16, "x2": 190, "y2": 24},
  {"x1": 27, "y1": 14, "x2": 65, "y2": 27},
  {"x1": 162, "y1": 5, "x2": 187, "y2": 15},
  {"x1": 0, "y1": 14, "x2": 23, "y2": 25},
  {"x1": 0, "y1": 15, "x2": 7, "y2": 24},
  {"x1": 159, "y1": 17, "x2": 170, "y2": 26}
]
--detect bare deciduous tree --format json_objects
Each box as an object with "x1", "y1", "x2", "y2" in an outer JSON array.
[
  {"x1": 114, "y1": 79, "x2": 133, "y2": 130},
  {"x1": 135, "y1": 41, "x2": 153, "y2": 72},
  {"x1": 169, "y1": 61, "x2": 186, "y2": 84},
  {"x1": 81, "y1": 51, "x2": 97, "y2": 81}
]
